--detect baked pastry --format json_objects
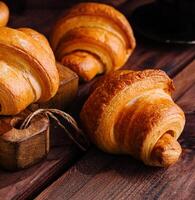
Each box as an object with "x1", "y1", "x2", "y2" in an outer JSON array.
[
  {"x1": 0, "y1": 27, "x2": 59, "y2": 115},
  {"x1": 51, "y1": 2, "x2": 136, "y2": 81},
  {"x1": 0, "y1": 1, "x2": 9, "y2": 26},
  {"x1": 80, "y1": 69, "x2": 185, "y2": 167},
  {"x1": 31, "y1": 63, "x2": 79, "y2": 110}
]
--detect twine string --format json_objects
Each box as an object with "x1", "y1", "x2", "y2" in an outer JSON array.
[
  {"x1": 19, "y1": 108, "x2": 194, "y2": 152},
  {"x1": 20, "y1": 108, "x2": 89, "y2": 151}
]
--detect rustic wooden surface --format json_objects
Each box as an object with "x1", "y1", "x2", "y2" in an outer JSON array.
[
  {"x1": 37, "y1": 61, "x2": 195, "y2": 200},
  {"x1": 0, "y1": 65, "x2": 78, "y2": 171},
  {"x1": 0, "y1": 0, "x2": 195, "y2": 199},
  {"x1": 36, "y1": 64, "x2": 78, "y2": 110}
]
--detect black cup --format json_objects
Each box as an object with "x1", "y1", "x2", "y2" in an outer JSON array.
[
  {"x1": 3, "y1": 0, "x2": 26, "y2": 13},
  {"x1": 156, "y1": 0, "x2": 195, "y2": 31},
  {"x1": 131, "y1": 0, "x2": 195, "y2": 44}
]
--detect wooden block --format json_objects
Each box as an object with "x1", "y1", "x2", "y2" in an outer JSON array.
[
  {"x1": 0, "y1": 64, "x2": 78, "y2": 171},
  {"x1": 0, "y1": 110, "x2": 49, "y2": 170},
  {"x1": 32, "y1": 63, "x2": 79, "y2": 110}
]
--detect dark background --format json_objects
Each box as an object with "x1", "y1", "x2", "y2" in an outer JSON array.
[{"x1": 3, "y1": 0, "x2": 129, "y2": 11}]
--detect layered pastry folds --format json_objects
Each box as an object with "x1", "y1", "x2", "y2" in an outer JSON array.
[
  {"x1": 80, "y1": 70, "x2": 185, "y2": 167},
  {"x1": 0, "y1": 1, "x2": 9, "y2": 26},
  {"x1": 51, "y1": 2, "x2": 136, "y2": 81},
  {"x1": 0, "y1": 27, "x2": 59, "y2": 115}
]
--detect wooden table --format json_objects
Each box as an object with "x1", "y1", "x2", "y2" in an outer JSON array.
[{"x1": 0, "y1": 1, "x2": 195, "y2": 199}]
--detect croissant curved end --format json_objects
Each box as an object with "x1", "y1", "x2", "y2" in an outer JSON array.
[
  {"x1": 80, "y1": 69, "x2": 185, "y2": 167},
  {"x1": 51, "y1": 2, "x2": 136, "y2": 81},
  {"x1": 0, "y1": 1, "x2": 9, "y2": 27},
  {"x1": 151, "y1": 133, "x2": 182, "y2": 167},
  {"x1": 0, "y1": 27, "x2": 59, "y2": 115}
]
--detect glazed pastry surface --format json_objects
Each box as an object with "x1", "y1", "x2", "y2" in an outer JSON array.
[
  {"x1": 0, "y1": 1, "x2": 9, "y2": 27},
  {"x1": 51, "y1": 2, "x2": 136, "y2": 81},
  {"x1": 80, "y1": 70, "x2": 185, "y2": 167},
  {"x1": 0, "y1": 27, "x2": 59, "y2": 115}
]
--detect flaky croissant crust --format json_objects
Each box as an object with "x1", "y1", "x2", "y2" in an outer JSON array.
[
  {"x1": 51, "y1": 2, "x2": 135, "y2": 51},
  {"x1": 0, "y1": 1, "x2": 9, "y2": 27},
  {"x1": 51, "y1": 3, "x2": 136, "y2": 81},
  {"x1": 80, "y1": 70, "x2": 185, "y2": 167},
  {"x1": 0, "y1": 27, "x2": 59, "y2": 115}
]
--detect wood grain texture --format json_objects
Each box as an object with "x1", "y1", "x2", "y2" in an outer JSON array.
[
  {"x1": 36, "y1": 64, "x2": 78, "y2": 110},
  {"x1": 0, "y1": 0, "x2": 195, "y2": 199},
  {"x1": 36, "y1": 60, "x2": 195, "y2": 200},
  {"x1": 0, "y1": 112, "x2": 49, "y2": 171},
  {"x1": 36, "y1": 115, "x2": 195, "y2": 200},
  {"x1": 37, "y1": 131, "x2": 195, "y2": 200},
  {"x1": 0, "y1": 145, "x2": 81, "y2": 200},
  {"x1": 0, "y1": 64, "x2": 78, "y2": 171},
  {"x1": 173, "y1": 60, "x2": 195, "y2": 100},
  {"x1": 123, "y1": 42, "x2": 195, "y2": 77},
  {"x1": 177, "y1": 84, "x2": 195, "y2": 112}
]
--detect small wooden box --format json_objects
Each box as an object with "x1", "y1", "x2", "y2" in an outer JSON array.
[
  {"x1": 0, "y1": 112, "x2": 49, "y2": 170},
  {"x1": 0, "y1": 66, "x2": 78, "y2": 170}
]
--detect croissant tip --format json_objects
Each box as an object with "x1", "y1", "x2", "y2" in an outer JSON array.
[
  {"x1": 162, "y1": 147, "x2": 182, "y2": 167},
  {"x1": 151, "y1": 133, "x2": 182, "y2": 167}
]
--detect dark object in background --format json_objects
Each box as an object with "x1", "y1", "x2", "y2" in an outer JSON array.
[
  {"x1": 3, "y1": 0, "x2": 26, "y2": 13},
  {"x1": 4, "y1": 0, "x2": 126, "y2": 10},
  {"x1": 25, "y1": 0, "x2": 126, "y2": 9},
  {"x1": 131, "y1": 0, "x2": 195, "y2": 44},
  {"x1": 25, "y1": 0, "x2": 78, "y2": 9}
]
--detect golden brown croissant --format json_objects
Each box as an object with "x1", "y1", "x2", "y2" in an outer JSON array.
[
  {"x1": 80, "y1": 70, "x2": 185, "y2": 167},
  {"x1": 50, "y1": 2, "x2": 136, "y2": 81},
  {"x1": 0, "y1": 27, "x2": 59, "y2": 115},
  {"x1": 0, "y1": 1, "x2": 9, "y2": 27}
]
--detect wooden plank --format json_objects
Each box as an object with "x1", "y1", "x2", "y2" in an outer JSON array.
[
  {"x1": 177, "y1": 84, "x2": 195, "y2": 112},
  {"x1": 0, "y1": 124, "x2": 83, "y2": 200},
  {"x1": 37, "y1": 129, "x2": 195, "y2": 200},
  {"x1": 34, "y1": 149, "x2": 115, "y2": 200},
  {"x1": 172, "y1": 59, "x2": 195, "y2": 111},
  {"x1": 0, "y1": 1, "x2": 195, "y2": 199},
  {"x1": 124, "y1": 42, "x2": 195, "y2": 77},
  {"x1": 36, "y1": 60, "x2": 195, "y2": 200},
  {"x1": 173, "y1": 60, "x2": 195, "y2": 100},
  {"x1": 36, "y1": 122, "x2": 195, "y2": 200}
]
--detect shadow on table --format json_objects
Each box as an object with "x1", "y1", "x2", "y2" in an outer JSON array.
[{"x1": 71, "y1": 114, "x2": 194, "y2": 199}]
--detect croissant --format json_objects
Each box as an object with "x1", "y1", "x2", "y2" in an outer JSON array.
[
  {"x1": 50, "y1": 2, "x2": 136, "y2": 81},
  {"x1": 80, "y1": 70, "x2": 185, "y2": 167},
  {"x1": 0, "y1": 27, "x2": 59, "y2": 115},
  {"x1": 0, "y1": 1, "x2": 9, "y2": 26}
]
